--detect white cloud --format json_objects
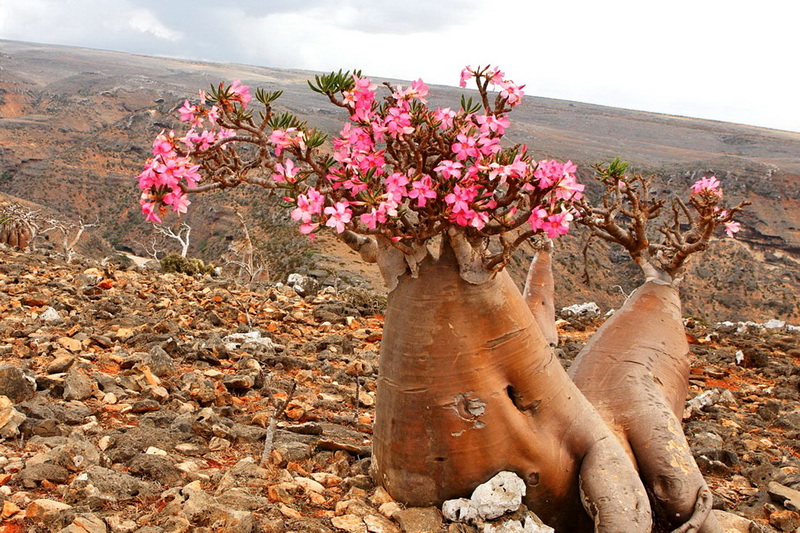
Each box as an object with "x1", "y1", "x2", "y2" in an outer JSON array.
[
  {"x1": 127, "y1": 9, "x2": 182, "y2": 42},
  {"x1": 0, "y1": 0, "x2": 798, "y2": 131}
]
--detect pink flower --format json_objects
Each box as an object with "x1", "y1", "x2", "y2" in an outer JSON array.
[
  {"x1": 553, "y1": 171, "x2": 585, "y2": 201},
  {"x1": 393, "y1": 79, "x2": 429, "y2": 103},
  {"x1": 163, "y1": 190, "x2": 191, "y2": 214},
  {"x1": 459, "y1": 66, "x2": 474, "y2": 88},
  {"x1": 270, "y1": 128, "x2": 297, "y2": 156},
  {"x1": 451, "y1": 132, "x2": 480, "y2": 161},
  {"x1": 408, "y1": 175, "x2": 437, "y2": 207},
  {"x1": 434, "y1": 160, "x2": 463, "y2": 180},
  {"x1": 691, "y1": 176, "x2": 722, "y2": 196},
  {"x1": 475, "y1": 114, "x2": 510, "y2": 135},
  {"x1": 487, "y1": 67, "x2": 505, "y2": 85},
  {"x1": 178, "y1": 100, "x2": 203, "y2": 127},
  {"x1": 434, "y1": 107, "x2": 456, "y2": 130},
  {"x1": 359, "y1": 199, "x2": 398, "y2": 229},
  {"x1": 534, "y1": 159, "x2": 565, "y2": 189},
  {"x1": 499, "y1": 81, "x2": 525, "y2": 107},
  {"x1": 324, "y1": 201, "x2": 353, "y2": 233},
  {"x1": 384, "y1": 105, "x2": 415, "y2": 138},
  {"x1": 272, "y1": 160, "x2": 299, "y2": 183},
  {"x1": 724, "y1": 221, "x2": 741, "y2": 237},
  {"x1": 291, "y1": 188, "x2": 324, "y2": 223},
  {"x1": 152, "y1": 134, "x2": 175, "y2": 157},
  {"x1": 229, "y1": 80, "x2": 252, "y2": 107},
  {"x1": 140, "y1": 200, "x2": 163, "y2": 223},
  {"x1": 385, "y1": 172, "x2": 409, "y2": 198}
]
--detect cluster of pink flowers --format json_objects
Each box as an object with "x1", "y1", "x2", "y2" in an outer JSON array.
[
  {"x1": 690, "y1": 176, "x2": 741, "y2": 238},
  {"x1": 138, "y1": 68, "x2": 585, "y2": 243},
  {"x1": 137, "y1": 83, "x2": 252, "y2": 222},
  {"x1": 690, "y1": 176, "x2": 723, "y2": 196},
  {"x1": 279, "y1": 67, "x2": 581, "y2": 239},
  {"x1": 137, "y1": 132, "x2": 200, "y2": 222}
]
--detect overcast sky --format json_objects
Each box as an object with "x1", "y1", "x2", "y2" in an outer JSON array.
[{"x1": 1, "y1": 0, "x2": 798, "y2": 132}]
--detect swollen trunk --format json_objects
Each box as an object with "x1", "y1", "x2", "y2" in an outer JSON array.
[
  {"x1": 569, "y1": 280, "x2": 722, "y2": 533},
  {"x1": 373, "y1": 243, "x2": 651, "y2": 532}
]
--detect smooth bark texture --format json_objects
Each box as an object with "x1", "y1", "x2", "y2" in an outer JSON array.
[
  {"x1": 522, "y1": 245, "x2": 558, "y2": 347},
  {"x1": 568, "y1": 280, "x2": 722, "y2": 533},
  {"x1": 373, "y1": 242, "x2": 651, "y2": 532}
]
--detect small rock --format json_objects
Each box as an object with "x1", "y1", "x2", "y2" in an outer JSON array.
[
  {"x1": 0, "y1": 396, "x2": 26, "y2": 438},
  {"x1": 105, "y1": 515, "x2": 138, "y2": 532},
  {"x1": 0, "y1": 365, "x2": 35, "y2": 403},
  {"x1": 331, "y1": 514, "x2": 367, "y2": 533},
  {"x1": 363, "y1": 514, "x2": 401, "y2": 533},
  {"x1": 769, "y1": 509, "x2": 800, "y2": 532},
  {"x1": 393, "y1": 507, "x2": 443, "y2": 533},
  {"x1": 711, "y1": 510, "x2": 752, "y2": 533},
  {"x1": 145, "y1": 345, "x2": 177, "y2": 377},
  {"x1": 65, "y1": 465, "x2": 157, "y2": 509},
  {"x1": 442, "y1": 498, "x2": 479, "y2": 524},
  {"x1": 63, "y1": 368, "x2": 95, "y2": 401},
  {"x1": 47, "y1": 355, "x2": 76, "y2": 374},
  {"x1": 61, "y1": 513, "x2": 108, "y2": 533},
  {"x1": 40, "y1": 307, "x2": 63, "y2": 323},
  {"x1": 25, "y1": 498, "x2": 73, "y2": 521},
  {"x1": 768, "y1": 481, "x2": 800, "y2": 512},
  {"x1": 57, "y1": 337, "x2": 83, "y2": 353},
  {"x1": 471, "y1": 471, "x2": 526, "y2": 520},
  {"x1": 22, "y1": 294, "x2": 49, "y2": 307}
]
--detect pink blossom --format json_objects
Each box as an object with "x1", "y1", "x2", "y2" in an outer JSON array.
[
  {"x1": 291, "y1": 188, "x2": 324, "y2": 223},
  {"x1": 499, "y1": 81, "x2": 525, "y2": 107},
  {"x1": 140, "y1": 200, "x2": 163, "y2": 223},
  {"x1": 724, "y1": 221, "x2": 741, "y2": 238},
  {"x1": 434, "y1": 160, "x2": 463, "y2": 180},
  {"x1": 408, "y1": 175, "x2": 437, "y2": 207},
  {"x1": 299, "y1": 222, "x2": 319, "y2": 237},
  {"x1": 272, "y1": 160, "x2": 299, "y2": 183},
  {"x1": 385, "y1": 172, "x2": 409, "y2": 198},
  {"x1": 393, "y1": 79, "x2": 429, "y2": 103},
  {"x1": 434, "y1": 107, "x2": 456, "y2": 130},
  {"x1": 178, "y1": 100, "x2": 203, "y2": 127},
  {"x1": 477, "y1": 133, "x2": 501, "y2": 156},
  {"x1": 691, "y1": 176, "x2": 722, "y2": 196},
  {"x1": 553, "y1": 172, "x2": 585, "y2": 201},
  {"x1": 152, "y1": 134, "x2": 175, "y2": 157},
  {"x1": 207, "y1": 106, "x2": 220, "y2": 124},
  {"x1": 229, "y1": 80, "x2": 252, "y2": 107},
  {"x1": 270, "y1": 128, "x2": 298, "y2": 156},
  {"x1": 451, "y1": 132, "x2": 480, "y2": 161},
  {"x1": 324, "y1": 201, "x2": 353, "y2": 233},
  {"x1": 475, "y1": 114, "x2": 510, "y2": 135},
  {"x1": 360, "y1": 199, "x2": 398, "y2": 229},
  {"x1": 459, "y1": 66, "x2": 474, "y2": 88},
  {"x1": 534, "y1": 160, "x2": 565, "y2": 189},
  {"x1": 444, "y1": 184, "x2": 478, "y2": 214},
  {"x1": 384, "y1": 106, "x2": 415, "y2": 138},
  {"x1": 163, "y1": 190, "x2": 191, "y2": 214},
  {"x1": 487, "y1": 67, "x2": 505, "y2": 85}
]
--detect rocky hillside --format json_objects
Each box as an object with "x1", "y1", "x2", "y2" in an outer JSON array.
[
  {"x1": 0, "y1": 39, "x2": 798, "y2": 323},
  {"x1": 0, "y1": 246, "x2": 799, "y2": 532}
]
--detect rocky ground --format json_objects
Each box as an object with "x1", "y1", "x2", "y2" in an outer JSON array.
[{"x1": 0, "y1": 246, "x2": 798, "y2": 533}]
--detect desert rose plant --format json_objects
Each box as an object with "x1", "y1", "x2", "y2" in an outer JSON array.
[
  {"x1": 559, "y1": 160, "x2": 747, "y2": 533},
  {"x1": 137, "y1": 67, "x2": 653, "y2": 531}
]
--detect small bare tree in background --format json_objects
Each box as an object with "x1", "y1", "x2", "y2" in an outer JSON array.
[
  {"x1": 152, "y1": 222, "x2": 192, "y2": 258},
  {"x1": 225, "y1": 209, "x2": 269, "y2": 282},
  {"x1": 40, "y1": 216, "x2": 99, "y2": 264}
]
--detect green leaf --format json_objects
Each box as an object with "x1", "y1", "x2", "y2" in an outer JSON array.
[
  {"x1": 460, "y1": 95, "x2": 482, "y2": 114},
  {"x1": 255, "y1": 88, "x2": 283, "y2": 105}
]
